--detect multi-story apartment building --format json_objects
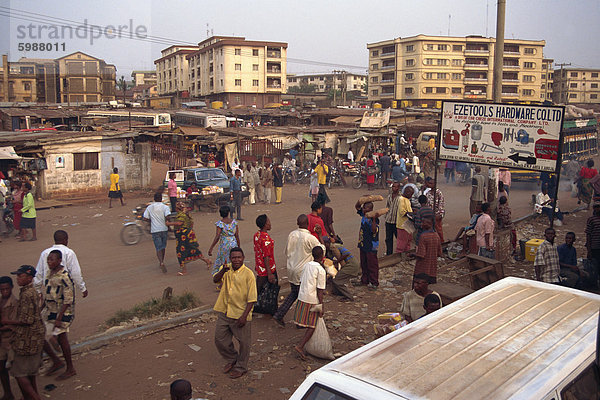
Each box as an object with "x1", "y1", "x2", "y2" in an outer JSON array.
[
  {"x1": 155, "y1": 45, "x2": 199, "y2": 96},
  {"x1": 186, "y1": 36, "x2": 287, "y2": 107},
  {"x1": 541, "y1": 58, "x2": 554, "y2": 102},
  {"x1": 552, "y1": 68, "x2": 600, "y2": 104},
  {"x1": 131, "y1": 70, "x2": 157, "y2": 86},
  {"x1": 286, "y1": 72, "x2": 367, "y2": 96},
  {"x1": 0, "y1": 55, "x2": 60, "y2": 103},
  {"x1": 367, "y1": 34, "x2": 546, "y2": 107},
  {"x1": 56, "y1": 52, "x2": 116, "y2": 103}
]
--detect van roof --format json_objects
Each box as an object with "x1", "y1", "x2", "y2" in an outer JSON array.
[{"x1": 326, "y1": 277, "x2": 600, "y2": 400}]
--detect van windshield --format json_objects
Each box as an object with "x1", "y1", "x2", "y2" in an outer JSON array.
[{"x1": 301, "y1": 383, "x2": 356, "y2": 400}]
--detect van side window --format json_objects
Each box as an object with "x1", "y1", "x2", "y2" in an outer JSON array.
[
  {"x1": 196, "y1": 171, "x2": 210, "y2": 181},
  {"x1": 186, "y1": 171, "x2": 195, "y2": 181},
  {"x1": 301, "y1": 383, "x2": 357, "y2": 400},
  {"x1": 559, "y1": 364, "x2": 600, "y2": 399}
]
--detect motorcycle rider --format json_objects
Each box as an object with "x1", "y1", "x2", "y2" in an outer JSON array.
[{"x1": 282, "y1": 154, "x2": 296, "y2": 183}]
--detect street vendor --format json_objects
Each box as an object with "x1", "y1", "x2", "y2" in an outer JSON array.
[{"x1": 186, "y1": 183, "x2": 201, "y2": 211}]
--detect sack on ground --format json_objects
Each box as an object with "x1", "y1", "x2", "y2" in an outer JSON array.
[
  {"x1": 305, "y1": 317, "x2": 335, "y2": 360},
  {"x1": 254, "y1": 281, "x2": 280, "y2": 315}
]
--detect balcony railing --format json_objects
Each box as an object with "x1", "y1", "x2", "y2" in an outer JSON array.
[
  {"x1": 380, "y1": 79, "x2": 395, "y2": 83},
  {"x1": 267, "y1": 69, "x2": 281, "y2": 74},
  {"x1": 503, "y1": 64, "x2": 520, "y2": 69},
  {"x1": 464, "y1": 77, "x2": 488, "y2": 81},
  {"x1": 502, "y1": 92, "x2": 519, "y2": 96},
  {"x1": 381, "y1": 65, "x2": 395, "y2": 70},
  {"x1": 380, "y1": 52, "x2": 395, "y2": 57},
  {"x1": 380, "y1": 92, "x2": 394, "y2": 97},
  {"x1": 464, "y1": 91, "x2": 487, "y2": 96},
  {"x1": 502, "y1": 78, "x2": 519, "y2": 82},
  {"x1": 504, "y1": 51, "x2": 520, "y2": 55},
  {"x1": 267, "y1": 84, "x2": 282, "y2": 89},
  {"x1": 464, "y1": 64, "x2": 489, "y2": 69},
  {"x1": 267, "y1": 51, "x2": 281, "y2": 58},
  {"x1": 465, "y1": 48, "x2": 489, "y2": 54}
]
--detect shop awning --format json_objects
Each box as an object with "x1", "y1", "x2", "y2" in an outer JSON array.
[
  {"x1": 179, "y1": 126, "x2": 211, "y2": 136},
  {"x1": 0, "y1": 146, "x2": 21, "y2": 160},
  {"x1": 330, "y1": 116, "x2": 361, "y2": 125}
]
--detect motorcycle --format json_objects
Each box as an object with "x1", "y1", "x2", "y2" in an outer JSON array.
[
  {"x1": 294, "y1": 166, "x2": 312, "y2": 184},
  {"x1": 351, "y1": 165, "x2": 382, "y2": 190},
  {"x1": 327, "y1": 166, "x2": 345, "y2": 188},
  {"x1": 120, "y1": 204, "x2": 175, "y2": 245},
  {"x1": 283, "y1": 166, "x2": 297, "y2": 184}
]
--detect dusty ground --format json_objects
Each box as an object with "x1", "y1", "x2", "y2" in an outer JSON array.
[{"x1": 0, "y1": 175, "x2": 593, "y2": 399}]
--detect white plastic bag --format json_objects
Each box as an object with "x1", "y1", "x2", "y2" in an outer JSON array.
[{"x1": 304, "y1": 317, "x2": 335, "y2": 360}]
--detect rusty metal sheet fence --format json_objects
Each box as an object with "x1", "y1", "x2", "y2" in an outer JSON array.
[
  {"x1": 151, "y1": 143, "x2": 191, "y2": 169},
  {"x1": 239, "y1": 139, "x2": 285, "y2": 162}
]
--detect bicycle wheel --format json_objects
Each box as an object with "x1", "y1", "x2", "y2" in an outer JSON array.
[{"x1": 120, "y1": 224, "x2": 143, "y2": 245}]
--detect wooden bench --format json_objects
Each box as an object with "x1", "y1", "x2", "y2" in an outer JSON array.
[{"x1": 430, "y1": 282, "x2": 475, "y2": 305}]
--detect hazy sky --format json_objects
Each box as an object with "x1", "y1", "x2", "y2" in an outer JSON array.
[{"x1": 1, "y1": 0, "x2": 599, "y2": 78}]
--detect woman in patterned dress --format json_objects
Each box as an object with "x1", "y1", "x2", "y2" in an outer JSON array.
[
  {"x1": 169, "y1": 202, "x2": 211, "y2": 275},
  {"x1": 208, "y1": 205, "x2": 240, "y2": 275}
]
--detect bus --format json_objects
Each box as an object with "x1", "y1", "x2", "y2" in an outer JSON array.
[
  {"x1": 86, "y1": 110, "x2": 171, "y2": 129},
  {"x1": 512, "y1": 117, "x2": 598, "y2": 182},
  {"x1": 173, "y1": 111, "x2": 227, "y2": 128}
]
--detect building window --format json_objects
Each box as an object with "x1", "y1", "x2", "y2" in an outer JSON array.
[
  {"x1": 319, "y1": 85, "x2": 324, "y2": 89},
  {"x1": 371, "y1": 77, "x2": 378, "y2": 83},
  {"x1": 426, "y1": 44, "x2": 434, "y2": 50},
  {"x1": 592, "y1": 73, "x2": 598, "y2": 78},
  {"x1": 252, "y1": 49, "x2": 259, "y2": 56},
  {"x1": 406, "y1": 45, "x2": 414, "y2": 52},
  {"x1": 437, "y1": 73, "x2": 447, "y2": 79},
  {"x1": 253, "y1": 79, "x2": 259, "y2": 86},
  {"x1": 310, "y1": 77, "x2": 315, "y2": 81},
  {"x1": 235, "y1": 64, "x2": 242, "y2": 71},
  {"x1": 524, "y1": 48, "x2": 535, "y2": 55},
  {"x1": 523, "y1": 75, "x2": 534, "y2": 82},
  {"x1": 453, "y1": 45, "x2": 462, "y2": 52},
  {"x1": 452, "y1": 87, "x2": 462, "y2": 94},
  {"x1": 424, "y1": 87, "x2": 433, "y2": 93},
  {"x1": 452, "y1": 59, "x2": 463, "y2": 67},
  {"x1": 524, "y1": 62, "x2": 535, "y2": 69},
  {"x1": 405, "y1": 87, "x2": 413, "y2": 94},
  {"x1": 570, "y1": 72, "x2": 578, "y2": 78},
  {"x1": 591, "y1": 94, "x2": 598, "y2": 99},
  {"x1": 522, "y1": 89, "x2": 534, "y2": 96},
  {"x1": 438, "y1": 44, "x2": 448, "y2": 51},
  {"x1": 424, "y1": 58, "x2": 434, "y2": 65},
  {"x1": 235, "y1": 96, "x2": 241, "y2": 102},
  {"x1": 405, "y1": 73, "x2": 414, "y2": 80},
  {"x1": 452, "y1": 73, "x2": 462, "y2": 80},
  {"x1": 591, "y1": 83, "x2": 598, "y2": 88},
  {"x1": 541, "y1": 74, "x2": 546, "y2": 79},
  {"x1": 569, "y1": 93, "x2": 577, "y2": 98},
  {"x1": 371, "y1": 89, "x2": 378, "y2": 96},
  {"x1": 23, "y1": 82, "x2": 31, "y2": 91},
  {"x1": 424, "y1": 72, "x2": 434, "y2": 79},
  {"x1": 74, "y1": 152, "x2": 99, "y2": 171},
  {"x1": 405, "y1": 59, "x2": 415, "y2": 67},
  {"x1": 220, "y1": 79, "x2": 223, "y2": 86},
  {"x1": 253, "y1": 64, "x2": 259, "y2": 71},
  {"x1": 235, "y1": 79, "x2": 242, "y2": 86},
  {"x1": 436, "y1": 87, "x2": 447, "y2": 93},
  {"x1": 235, "y1": 48, "x2": 241, "y2": 55},
  {"x1": 570, "y1": 83, "x2": 578, "y2": 88},
  {"x1": 437, "y1": 59, "x2": 448, "y2": 66},
  {"x1": 371, "y1": 64, "x2": 379, "y2": 70},
  {"x1": 371, "y1": 50, "x2": 379, "y2": 57}
]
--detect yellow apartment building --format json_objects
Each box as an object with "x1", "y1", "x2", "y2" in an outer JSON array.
[
  {"x1": 367, "y1": 34, "x2": 546, "y2": 107},
  {"x1": 155, "y1": 45, "x2": 199, "y2": 97},
  {"x1": 56, "y1": 52, "x2": 116, "y2": 103},
  {"x1": 552, "y1": 68, "x2": 600, "y2": 104},
  {"x1": 541, "y1": 58, "x2": 554, "y2": 102},
  {"x1": 131, "y1": 70, "x2": 157, "y2": 86},
  {"x1": 186, "y1": 36, "x2": 287, "y2": 108}
]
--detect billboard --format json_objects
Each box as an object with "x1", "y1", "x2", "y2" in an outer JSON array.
[{"x1": 438, "y1": 101, "x2": 565, "y2": 172}]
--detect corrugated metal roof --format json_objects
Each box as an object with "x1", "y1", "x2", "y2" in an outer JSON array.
[{"x1": 333, "y1": 277, "x2": 600, "y2": 400}]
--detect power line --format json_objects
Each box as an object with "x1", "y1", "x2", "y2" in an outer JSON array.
[{"x1": 0, "y1": 7, "x2": 367, "y2": 70}]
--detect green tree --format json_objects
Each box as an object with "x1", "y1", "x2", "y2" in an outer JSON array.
[
  {"x1": 117, "y1": 75, "x2": 128, "y2": 102},
  {"x1": 288, "y1": 84, "x2": 317, "y2": 94}
]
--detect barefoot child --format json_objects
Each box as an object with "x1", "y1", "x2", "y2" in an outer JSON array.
[
  {"x1": 42, "y1": 250, "x2": 77, "y2": 380},
  {"x1": 293, "y1": 246, "x2": 326, "y2": 360}
]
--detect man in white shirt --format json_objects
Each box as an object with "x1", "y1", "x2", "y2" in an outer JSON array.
[
  {"x1": 293, "y1": 246, "x2": 326, "y2": 360},
  {"x1": 143, "y1": 192, "x2": 172, "y2": 273},
  {"x1": 347, "y1": 149, "x2": 354, "y2": 163},
  {"x1": 535, "y1": 184, "x2": 564, "y2": 225},
  {"x1": 273, "y1": 214, "x2": 323, "y2": 326},
  {"x1": 34, "y1": 230, "x2": 88, "y2": 297}
]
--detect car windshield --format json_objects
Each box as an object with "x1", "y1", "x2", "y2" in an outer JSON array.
[
  {"x1": 196, "y1": 170, "x2": 211, "y2": 180},
  {"x1": 211, "y1": 169, "x2": 227, "y2": 180}
]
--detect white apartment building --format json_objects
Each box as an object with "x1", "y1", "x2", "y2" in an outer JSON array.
[
  {"x1": 186, "y1": 36, "x2": 287, "y2": 108},
  {"x1": 155, "y1": 45, "x2": 199, "y2": 96},
  {"x1": 552, "y1": 68, "x2": 600, "y2": 104},
  {"x1": 286, "y1": 72, "x2": 367, "y2": 95},
  {"x1": 367, "y1": 34, "x2": 547, "y2": 107}
]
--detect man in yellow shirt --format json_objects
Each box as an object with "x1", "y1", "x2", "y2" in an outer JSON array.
[
  {"x1": 213, "y1": 247, "x2": 257, "y2": 379},
  {"x1": 314, "y1": 158, "x2": 330, "y2": 203},
  {"x1": 396, "y1": 186, "x2": 414, "y2": 254},
  {"x1": 428, "y1": 136, "x2": 436, "y2": 151}
]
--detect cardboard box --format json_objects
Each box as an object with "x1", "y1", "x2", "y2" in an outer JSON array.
[{"x1": 525, "y1": 239, "x2": 545, "y2": 262}]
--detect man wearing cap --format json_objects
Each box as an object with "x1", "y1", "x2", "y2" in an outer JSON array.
[{"x1": 2, "y1": 266, "x2": 45, "y2": 400}]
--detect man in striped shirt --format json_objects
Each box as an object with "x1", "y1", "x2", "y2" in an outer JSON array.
[{"x1": 534, "y1": 228, "x2": 560, "y2": 284}]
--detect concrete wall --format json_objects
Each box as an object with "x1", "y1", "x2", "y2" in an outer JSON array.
[{"x1": 40, "y1": 139, "x2": 151, "y2": 199}]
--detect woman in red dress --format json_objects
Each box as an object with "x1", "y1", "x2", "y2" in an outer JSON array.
[
  {"x1": 366, "y1": 154, "x2": 376, "y2": 191},
  {"x1": 577, "y1": 159, "x2": 598, "y2": 207},
  {"x1": 11, "y1": 181, "x2": 24, "y2": 238}
]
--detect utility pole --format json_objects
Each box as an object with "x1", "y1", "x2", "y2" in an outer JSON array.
[
  {"x1": 556, "y1": 63, "x2": 572, "y2": 103},
  {"x1": 492, "y1": 0, "x2": 506, "y2": 102},
  {"x1": 332, "y1": 70, "x2": 338, "y2": 106}
]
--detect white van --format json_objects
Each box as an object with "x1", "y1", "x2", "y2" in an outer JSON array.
[{"x1": 290, "y1": 277, "x2": 600, "y2": 400}]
